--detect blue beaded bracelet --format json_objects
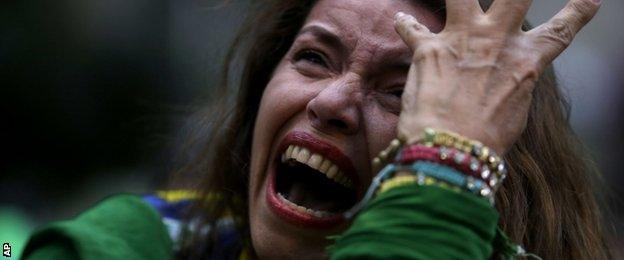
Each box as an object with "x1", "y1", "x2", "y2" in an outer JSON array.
[
  {"x1": 344, "y1": 160, "x2": 494, "y2": 219},
  {"x1": 406, "y1": 161, "x2": 466, "y2": 186},
  {"x1": 404, "y1": 161, "x2": 493, "y2": 204}
]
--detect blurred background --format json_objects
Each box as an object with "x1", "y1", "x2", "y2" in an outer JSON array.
[{"x1": 1, "y1": 0, "x2": 623, "y2": 257}]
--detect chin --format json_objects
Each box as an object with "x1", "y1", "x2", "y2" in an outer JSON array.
[
  {"x1": 252, "y1": 230, "x2": 330, "y2": 260},
  {"x1": 250, "y1": 131, "x2": 364, "y2": 259}
]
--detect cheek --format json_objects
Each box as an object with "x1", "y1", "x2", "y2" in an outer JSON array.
[
  {"x1": 254, "y1": 73, "x2": 317, "y2": 145},
  {"x1": 362, "y1": 104, "x2": 399, "y2": 160},
  {"x1": 256, "y1": 63, "x2": 317, "y2": 126},
  {"x1": 249, "y1": 69, "x2": 318, "y2": 191}
]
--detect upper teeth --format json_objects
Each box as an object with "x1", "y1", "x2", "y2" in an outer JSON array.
[{"x1": 281, "y1": 145, "x2": 354, "y2": 189}]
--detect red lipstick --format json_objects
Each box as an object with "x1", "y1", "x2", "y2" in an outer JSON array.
[
  {"x1": 277, "y1": 131, "x2": 360, "y2": 190},
  {"x1": 266, "y1": 131, "x2": 360, "y2": 228},
  {"x1": 266, "y1": 171, "x2": 344, "y2": 228}
]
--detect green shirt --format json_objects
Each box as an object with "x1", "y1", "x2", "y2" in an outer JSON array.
[
  {"x1": 22, "y1": 186, "x2": 514, "y2": 259},
  {"x1": 22, "y1": 195, "x2": 172, "y2": 259}
]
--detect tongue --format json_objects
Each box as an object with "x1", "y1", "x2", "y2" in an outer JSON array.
[{"x1": 288, "y1": 181, "x2": 338, "y2": 212}]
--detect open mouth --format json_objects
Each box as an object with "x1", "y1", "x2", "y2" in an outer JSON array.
[{"x1": 266, "y1": 132, "x2": 360, "y2": 228}]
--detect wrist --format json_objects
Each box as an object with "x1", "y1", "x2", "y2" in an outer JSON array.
[{"x1": 398, "y1": 117, "x2": 506, "y2": 155}]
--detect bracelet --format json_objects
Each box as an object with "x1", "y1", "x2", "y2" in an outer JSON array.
[
  {"x1": 372, "y1": 138, "x2": 404, "y2": 173},
  {"x1": 344, "y1": 163, "x2": 398, "y2": 219},
  {"x1": 397, "y1": 144, "x2": 494, "y2": 189},
  {"x1": 344, "y1": 160, "x2": 494, "y2": 220},
  {"x1": 348, "y1": 128, "x2": 505, "y2": 218},
  {"x1": 419, "y1": 128, "x2": 507, "y2": 190},
  {"x1": 406, "y1": 161, "x2": 493, "y2": 201},
  {"x1": 409, "y1": 161, "x2": 492, "y2": 197},
  {"x1": 377, "y1": 161, "x2": 493, "y2": 204},
  {"x1": 378, "y1": 175, "x2": 463, "y2": 195}
]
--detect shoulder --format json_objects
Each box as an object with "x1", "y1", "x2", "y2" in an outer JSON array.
[{"x1": 22, "y1": 194, "x2": 173, "y2": 260}]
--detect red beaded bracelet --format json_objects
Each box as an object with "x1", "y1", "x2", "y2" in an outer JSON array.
[{"x1": 397, "y1": 144, "x2": 493, "y2": 187}]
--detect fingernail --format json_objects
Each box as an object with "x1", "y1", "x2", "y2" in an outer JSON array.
[{"x1": 395, "y1": 12, "x2": 405, "y2": 19}]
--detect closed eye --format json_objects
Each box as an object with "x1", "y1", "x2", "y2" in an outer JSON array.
[
  {"x1": 385, "y1": 84, "x2": 404, "y2": 98},
  {"x1": 389, "y1": 89, "x2": 404, "y2": 98},
  {"x1": 294, "y1": 50, "x2": 329, "y2": 68}
]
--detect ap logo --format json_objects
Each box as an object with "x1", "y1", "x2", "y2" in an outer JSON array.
[{"x1": 2, "y1": 243, "x2": 10, "y2": 257}]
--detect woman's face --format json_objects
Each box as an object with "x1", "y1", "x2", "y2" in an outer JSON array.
[{"x1": 248, "y1": 0, "x2": 442, "y2": 258}]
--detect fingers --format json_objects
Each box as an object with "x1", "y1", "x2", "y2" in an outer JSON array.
[
  {"x1": 394, "y1": 12, "x2": 434, "y2": 51},
  {"x1": 487, "y1": 0, "x2": 533, "y2": 30},
  {"x1": 530, "y1": 0, "x2": 601, "y2": 62},
  {"x1": 445, "y1": 0, "x2": 482, "y2": 25}
]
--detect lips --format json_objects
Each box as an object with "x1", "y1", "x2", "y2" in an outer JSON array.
[
  {"x1": 281, "y1": 144, "x2": 355, "y2": 189},
  {"x1": 266, "y1": 131, "x2": 361, "y2": 228},
  {"x1": 266, "y1": 172, "x2": 345, "y2": 228},
  {"x1": 277, "y1": 132, "x2": 360, "y2": 189}
]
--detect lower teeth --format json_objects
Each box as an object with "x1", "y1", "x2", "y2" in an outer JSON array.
[{"x1": 277, "y1": 193, "x2": 334, "y2": 218}]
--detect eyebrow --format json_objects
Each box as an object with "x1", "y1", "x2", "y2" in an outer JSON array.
[
  {"x1": 296, "y1": 24, "x2": 412, "y2": 75},
  {"x1": 377, "y1": 56, "x2": 411, "y2": 75},
  {"x1": 296, "y1": 24, "x2": 348, "y2": 54}
]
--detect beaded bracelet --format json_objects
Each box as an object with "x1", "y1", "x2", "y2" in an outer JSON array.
[
  {"x1": 404, "y1": 161, "x2": 493, "y2": 203},
  {"x1": 372, "y1": 129, "x2": 507, "y2": 189},
  {"x1": 397, "y1": 144, "x2": 496, "y2": 189},
  {"x1": 372, "y1": 138, "x2": 404, "y2": 173},
  {"x1": 419, "y1": 128, "x2": 507, "y2": 190},
  {"x1": 378, "y1": 175, "x2": 463, "y2": 195},
  {"x1": 344, "y1": 160, "x2": 494, "y2": 219},
  {"x1": 349, "y1": 128, "x2": 505, "y2": 218}
]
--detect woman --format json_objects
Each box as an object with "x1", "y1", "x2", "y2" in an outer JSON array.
[{"x1": 22, "y1": 0, "x2": 609, "y2": 259}]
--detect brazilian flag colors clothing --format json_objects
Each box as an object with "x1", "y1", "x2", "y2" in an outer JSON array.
[
  {"x1": 21, "y1": 193, "x2": 248, "y2": 260},
  {"x1": 21, "y1": 186, "x2": 523, "y2": 259}
]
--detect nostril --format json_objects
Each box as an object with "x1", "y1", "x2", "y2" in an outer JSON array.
[
  {"x1": 307, "y1": 98, "x2": 358, "y2": 134},
  {"x1": 308, "y1": 109, "x2": 318, "y2": 121},
  {"x1": 328, "y1": 119, "x2": 348, "y2": 130}
]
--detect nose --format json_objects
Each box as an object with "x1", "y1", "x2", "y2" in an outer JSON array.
[{"x1": 306, "y1": 78, "x2": 361, "y2": 135}]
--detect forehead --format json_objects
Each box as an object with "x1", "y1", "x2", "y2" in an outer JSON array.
[{"x1": 304, "y1": 0, "x2": 443, "y2": 45}]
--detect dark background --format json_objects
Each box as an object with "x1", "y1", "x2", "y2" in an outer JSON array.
[
  {"x1": 1, "y1": 0, "x2": 248, "y2": 222},
  {"x1": 1, "y1": 0, "x2": 623, "y2": 255}
]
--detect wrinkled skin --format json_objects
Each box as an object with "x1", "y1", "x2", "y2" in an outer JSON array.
[
  {"x1": 248, "y1": 0, "x2": 600, "y2": 259},
  {"x1": 395, "y1": 0, "x2": 600, "y2": 153}
]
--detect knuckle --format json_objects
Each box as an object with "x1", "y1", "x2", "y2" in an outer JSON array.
[
  {"x1": 398, "y1": 18, "x2": 413, "y2": 29},
  {"x1": 412, "y1": 42, "x2": 445, "y2": 61},
  {"x1": 396, "y1": 20, "x2": 412, "y2": 36},
  {"x1": 397, "y1": 21, "x2": 428, "y2": 43},
  {"x1": 397, "y1": 15, "x2": 420, "y2": 31},
  {"x1": 542, "y1": 19, "x2": 574, "y2": 47},
  {"x1": 475, "y1": 16, "x2": 495, "y2": 29},
  {"x1": 511, "y1": 67, "x2": 539, "y2": 87},
  {"x1": 524, "y1": 68, "x2": 540, "y2": 83}
]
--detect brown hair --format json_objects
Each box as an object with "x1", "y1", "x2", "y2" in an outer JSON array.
[{"x1": 169, "y1": 0, "x2": 611, "y2": 259}]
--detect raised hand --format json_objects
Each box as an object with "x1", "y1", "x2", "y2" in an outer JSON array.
[{"x1": 394, "y1": 0, "x2": 601, "y2": 154}]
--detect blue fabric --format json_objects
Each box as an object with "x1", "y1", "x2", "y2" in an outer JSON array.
[{"x1": 142, "y1": 193, "x2": 245, "y2": 260}]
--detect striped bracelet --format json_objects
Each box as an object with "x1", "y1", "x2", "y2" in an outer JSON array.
[{"x1": 402, "y1": 161, "x2": 494, "y2": 204}]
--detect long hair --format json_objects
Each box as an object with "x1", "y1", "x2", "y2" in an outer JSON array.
[{"x1": 169, "y1": 1, "x2": 610, "y2": 259}]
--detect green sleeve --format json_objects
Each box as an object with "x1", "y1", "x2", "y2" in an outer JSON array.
[
  {"x1": 329, "y1": 185, "x2": 499, "y2": 260},
  {"x1": 22, "y1": 195, "x2": 173, "y2": 260},
  {"x1": 24, "y1": 242, "x2": 79, "y2": 260}
]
